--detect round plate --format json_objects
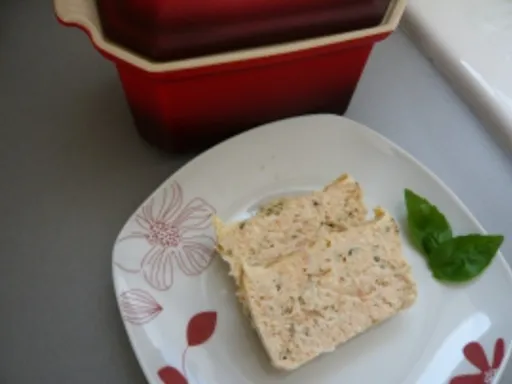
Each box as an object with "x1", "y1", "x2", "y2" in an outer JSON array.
[{"x1": 113, "y1": 114, "x2": 512, "y2": 384}]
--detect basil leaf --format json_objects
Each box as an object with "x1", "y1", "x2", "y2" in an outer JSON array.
[
  {"x1": 428, "y1": 235, "x2": 504, "y2": 282},
  {"x1": 404, "y1": 189, "x2": 453, "y2": 255}
]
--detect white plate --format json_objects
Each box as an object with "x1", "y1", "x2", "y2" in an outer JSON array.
[{"x1": 113, "y1": 114, "x2": 512, "y2": 384}]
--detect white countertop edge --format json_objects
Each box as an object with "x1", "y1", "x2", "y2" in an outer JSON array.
[{"x1": 401, "y1": 7, "x2": 512, "y2": 152}]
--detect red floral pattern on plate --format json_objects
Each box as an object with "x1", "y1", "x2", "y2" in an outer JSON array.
[
  {"x1": 158, "y1": 312, "x2": 217, "y2": 384},
  {"x1": 115, "y1": 181, "x2": 216, "y2": 291},
  {"x1": 451, "y1": 338, "x2": 506, "y2": 384},
  {"x1": 119, "y1": 289, "x2": 163, "y2": 325}
]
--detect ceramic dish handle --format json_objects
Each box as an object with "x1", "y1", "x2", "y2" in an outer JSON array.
[{"x1": 54, "y1": 0, "x2": 102, "y2": 43}]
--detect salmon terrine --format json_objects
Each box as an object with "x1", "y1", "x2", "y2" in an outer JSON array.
[{"x1": 214, "y1": 174, "x2": 417, "y2": 370}]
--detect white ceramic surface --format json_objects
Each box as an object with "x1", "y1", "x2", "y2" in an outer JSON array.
[
  {"x1": 403, "y1": 0, "x2": 512, "y2": 150},
  {"x1": 112, "y1": 115, "x2": 512, "y2": 384}
]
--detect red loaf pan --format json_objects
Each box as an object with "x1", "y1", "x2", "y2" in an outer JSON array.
[
  {"x1": 96, "y1": 0, "x2": 393, "y2": 61},
  {"x1": 54, "y1": 0, "x2": 407, "y2": 152}
]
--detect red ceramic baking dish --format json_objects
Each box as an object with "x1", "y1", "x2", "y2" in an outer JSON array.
[
  {"x1": 96, "y1": 0, "x2": 393, "y2": 61},
  {"x1": 54, "y1": 0, "x2": 407, "y2": 152}
]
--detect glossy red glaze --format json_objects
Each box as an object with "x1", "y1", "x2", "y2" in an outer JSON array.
[
  {"x1": 55, "y1": 4, "x2": 391, "y2": 153},
  {"x1": 97, "y1": 0, "x2": 391, "y2": 61},
  {"x1": 114, "y1": 34, "x2": 387, "y2": 152}
]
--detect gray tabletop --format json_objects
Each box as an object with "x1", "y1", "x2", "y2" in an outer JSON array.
[{"x1": 1, "y1": 1, "x2": 511, "y2": 383}]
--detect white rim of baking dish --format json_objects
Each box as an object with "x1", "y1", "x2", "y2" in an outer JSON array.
[{"x1": 54, "y1": 0, "x2": 407, "y2": 73}]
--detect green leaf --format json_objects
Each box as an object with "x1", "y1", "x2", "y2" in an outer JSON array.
[
  {"x1": 428, "y1": 234, "x2": 504, "y2": 282},
  {"x1": 404, "y1": 189, "x2": 453, "y2": 255}
]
